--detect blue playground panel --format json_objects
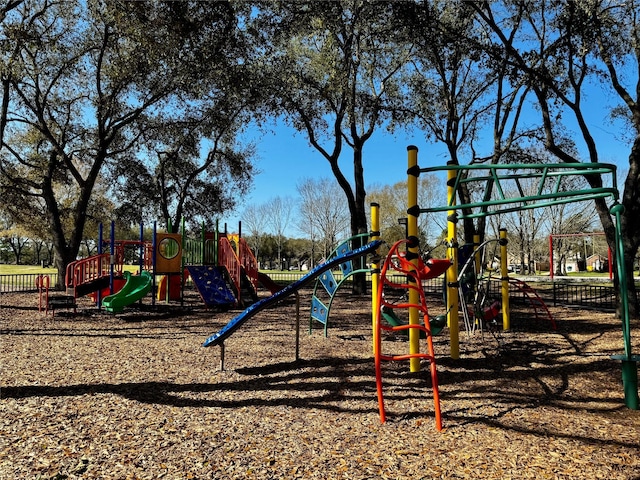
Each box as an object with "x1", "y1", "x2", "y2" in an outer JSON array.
[
  {"x1": 318, "y1": 270, "x2": 338, "y2": 295},
  {"x1": 186, "y1": 265, "x2": 236, "y2": 307},
  {"x1": 310, "y1": 296, "x2": 329, "y2": 325}
]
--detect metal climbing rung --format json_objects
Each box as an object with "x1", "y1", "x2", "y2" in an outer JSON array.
[
  {"x1": 310, "y1": 296, "x2": 329, "y2": 325},
  {"x1": 319, "y1": 270, "x2": 338, "y2": 296}
]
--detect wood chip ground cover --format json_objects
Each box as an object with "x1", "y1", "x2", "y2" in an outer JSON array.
[{"x1": 1, "y1": 289, "x2": 639, "y2": 479}]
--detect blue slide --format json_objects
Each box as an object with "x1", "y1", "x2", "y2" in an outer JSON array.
[{"x1": 203, "y1": 240, "x2": 382, "y2": 347}]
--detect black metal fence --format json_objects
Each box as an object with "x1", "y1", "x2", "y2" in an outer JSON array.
[
  {"x1": 0, "y1": 273, "x2": 59, "y2": 293},
  {"x1": 552, "y1": 282, "x2": 617, "y2": 310},
  {"x1": 212, "y1": 271, "x2": 619, "y2": 313},
  {"x1": 0, "y1": 270, "x2": 618, "y2": 312},
  {"x1": 264, "y1": 272, "x2": 444, "y2": 294}
]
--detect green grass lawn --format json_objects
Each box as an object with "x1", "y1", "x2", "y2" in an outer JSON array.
[
  {"x1": 566, "y1": 270, "x2": 613, "y2": 277},
  {"x1": 2, "y1": 264, "x2": 636, "y2": 279},
  {"x1": 0, "y1": 264, "x2": 141, "y2": 275},
  {"x1": 0, "y1": 264, "x2": 56, "y2": 275},
  {"x1": 0, "y1": 265, "x2": 303, "y2": 276}
]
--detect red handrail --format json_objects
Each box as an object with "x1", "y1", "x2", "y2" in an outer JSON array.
[
  {"x1": 36, "y1": 274, "x2": 50, "y2": 312},
  {"x1": 65, "y1": 253, "x2": 111, "y2": 290},
  {"x1": 238, "y1": 238, "x2": 259, "y2": 290},
  {"x1": 103, "y1": 240, "x2": 153, "y2": 274},
  {"x1": 218, "y1": 237, "x2": 241, "y2": 297}
]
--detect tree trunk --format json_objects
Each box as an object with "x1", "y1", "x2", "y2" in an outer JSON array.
[
  {"x1": 618, "y1": 136, "x2": 640, "y2": 319},
  {"x1": 555, "y1": 254, "x2": 565, "y2": 276},
  {"x1": 43, "y1": 150, "x2": 100, "y2": 290},
  {"x1": 350, "y1": 145, "x2": 369, "y2": 295},
  {"x1": 8, "y1": 238, "x2": 24, "y2": 265},
  {"x1": 455, "y1": 172, "x2": 477, "y2": 243}
]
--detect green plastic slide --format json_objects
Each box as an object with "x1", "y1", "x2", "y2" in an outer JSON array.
[{"x1": 102, "y1": 270, "x2": 152, "y2": 313}]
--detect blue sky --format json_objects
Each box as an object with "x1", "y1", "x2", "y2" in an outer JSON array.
[
  {"x1": 223, "y1": 121, "x2": 452, "y2": 234},
  {"x1": 223, "y1": 98, "x2": 632, "y2": 237}
]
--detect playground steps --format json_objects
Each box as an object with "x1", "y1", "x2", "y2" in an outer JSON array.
[
  {"x1": 48, "y1": 295, "x2": 77, "y2": 317},
  {"x1": 257, "y1": 272, "x2": 284, "y2": 295},
  {"x1": 508, "y1": 278, "x2": 556, "y2": 330},
  {"x1": 239, "y1": 268, "x2": 259, "y2": 306}
]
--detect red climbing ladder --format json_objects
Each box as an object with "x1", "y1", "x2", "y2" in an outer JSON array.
[
  {"x1": 374, "y1": 239, "x2": 451, "y2": 430},
  {"x1": 217, "y1": 235, "x2": 260, "y2": 307},
  {"x1": 508, "y1": 278, "x2": 556, "y2": 330}
]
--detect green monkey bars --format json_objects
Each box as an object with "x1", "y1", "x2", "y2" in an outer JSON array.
[
  {"x1": 419, "y1": 161, "x2": 621, "y2": 217},
  {"x1": 409, "y1": 149, "x2": 637, "y2": 410}
]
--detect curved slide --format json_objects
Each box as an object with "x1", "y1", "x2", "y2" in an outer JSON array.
[
  {"x1": 203, "y1": 240, "x2": 383, "y2": 347},
  {"x1": 103, "y1": 270, "x2": 153, "y2": 313}
]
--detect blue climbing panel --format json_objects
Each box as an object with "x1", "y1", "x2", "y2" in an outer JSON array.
[
  {"x1": 310, "y1": 296, "x2": 329, "y2": 326},
  {"x1": 309, "y1": 233, "x2": 374, "y2": 336},
  {"x1": 186, "y1": 265, "x2": 236, "y2": 307},
  {"x1": 319, "y1": 270, "x2": 338, "y2": 296},
  {"x1": 335, "y1": 242, "x2": 353, "y2": 276}
]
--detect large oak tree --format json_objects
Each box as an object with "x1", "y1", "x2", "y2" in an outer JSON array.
[
  {"x1": 250, "y1": 1, "x2": 412, "y2": 293},
  {"x1": 470, "y1": 0, "x2": 640, "y2": 317},
  {"x1": 0, "y1": 1, "x2": 254, "y2": 286}
]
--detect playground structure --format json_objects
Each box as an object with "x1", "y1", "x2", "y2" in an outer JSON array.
[
  {"x1": 455, "y1": 237, "x2": 555, "y2": 335},
  {"x1": 456, "y1": 237, "x2": 503, "y2": 335},
  {"x1": 383, "y1": 146, "x2": 637, "y2": 415},
  {"x1": 151, "y1": 223, "x2": 261, "y2": 309},
  {"x1": 33, "y1": 146, "x2": 637, "y2": 428},
  {"x1": 36, "y1": 274, "x2": 77, "y2": 317},
  {"x1": 199, "y1": 200, "x2": 559, "y2": 429},
  {"x1": 102, "y1": 271, "x2": 153, "y2": 313},
  {"x1": 39, "y1": 220, "x2": 272, "y2": 315}
]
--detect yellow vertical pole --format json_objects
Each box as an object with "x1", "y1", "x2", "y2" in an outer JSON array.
[
  {"x1": 407, "y1": 146, "x2": 421, "y2": 372},
  {"x1": 370, "y1": 202, "x2": 381, "y2": 354},
  {"x1": 499, "y1": 228, "x2": 510, "y2": 330},
  {"x1": 446, "y1": 162, "x2": 460, "y2": 359}
]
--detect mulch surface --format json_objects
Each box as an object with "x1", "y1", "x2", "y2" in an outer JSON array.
[{"x1": 2, "y1": 287, "x2": 640, "y2": 479}]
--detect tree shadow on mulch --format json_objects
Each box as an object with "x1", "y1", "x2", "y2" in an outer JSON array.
[{"x1": 1, "y1": 356, "x2": 378, "y2": 414}]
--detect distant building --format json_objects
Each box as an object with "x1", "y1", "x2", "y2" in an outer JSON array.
[{"x1": 587, "y1": 254, "x2": 606, "y2": 272}]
